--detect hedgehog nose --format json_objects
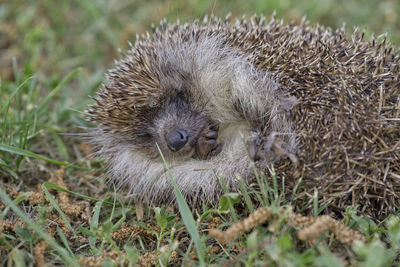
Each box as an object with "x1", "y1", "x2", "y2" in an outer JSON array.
[{"x1": 165, "y1": 129, "x2": 188, "y2": 152}]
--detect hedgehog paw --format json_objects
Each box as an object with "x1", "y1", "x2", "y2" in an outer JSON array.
[
  {"x1": 248, "y1": 128, "x2": 298, "y2": 164},
  {"x1": 196, "y1": 122, "x2": 222, "y2": 160},
  {"x1": 248, "y1": 127, "x2": 265, "y2": 161}
]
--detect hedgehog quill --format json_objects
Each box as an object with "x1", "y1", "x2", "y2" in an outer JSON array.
[{"x1": 87, "y1": 15, "x2": 400, "y2": 219}]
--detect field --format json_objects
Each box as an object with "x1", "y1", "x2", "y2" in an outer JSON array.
[{"x1": 1, "y1": 0, "x2": 400, "y2": 266}]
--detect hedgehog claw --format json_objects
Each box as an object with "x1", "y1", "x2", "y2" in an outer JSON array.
[
  {"x1": 196, "y1": 122, "x2": 222, "y2": 160},
  {"x1": 248, "y1": 127, "x2": 264, "y2": 161},
  {"x1": 248, "y1": 135, "x2": 263, "y2": 161},
  {"x1": 248, "y1": 129, "x2": 298, "y2": 164},
  {"x1": 208, "y1": 122, "x2": 220, "y2": 131},
  {"x1": 248, "y1": 129, "x2": 280, "y2": 162}
]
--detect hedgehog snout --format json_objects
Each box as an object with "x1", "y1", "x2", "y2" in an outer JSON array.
[{"x1": 165, "y1": 129, "x2": 189, "y2": 152}]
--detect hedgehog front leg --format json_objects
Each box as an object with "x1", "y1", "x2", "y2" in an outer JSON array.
[
  {"x1": 196, "y1": 121, "x2": 222, "y2": 160},
  {"x1": 248, "y1": 127, "x2": 298, "y2": 164},
  {"x1": 248, "y1": 127, "x2": 264, "y2": 161}
]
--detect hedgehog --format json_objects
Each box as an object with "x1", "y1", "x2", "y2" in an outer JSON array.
[{"x1": 87, "y1": 15, "x2": 400, "y2": 219}]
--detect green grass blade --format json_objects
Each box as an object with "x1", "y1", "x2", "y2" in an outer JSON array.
[
  {"x1": 237, "y1": 174, "x2": 254, "y2": 213},
  {"x1": 43, "y1": 182, "x2": 114, "y2": 204},
  {"x1": 12, "y1": 57, "x2": 20, "y2": 83},
  {"x1": 2, "y1": 194, "x2": 27, "y2": 219},
  {"x1": 89, "y1": 201, "x2": 103, "y2": 251},
  {"x1": 219, "y1": 176, "x2": 238, "y2": 222},
  {"x1": 56, "y1": 226, "x2": 74, "y2": 257},
  {"x1": 313, "y1": 190, "x2": 319, "y2": 218},
  {"x1": 0, "y1": 187, "x2": 79, "y2": 266},
  {"x1": 0, "y1": 76, "x2": 32, "y2": 115},
  {"x1": 37, "y1": 68, "x2": 80, "y2": 113},
  {"x1": 41, "y1": 183, "x2": 76, "y2": 235},
  {"x1": 44, "y1": 125, "x2": 70, "y2": 160},
  {"x1": 110, "y1": 202, "x2": 126, "y2": 232},
  {"x1": 0, "y1": 158, "x2": 18, "y2": 178},
  {"x1": 10, "y1": 248, "x2": 26, "y2": 267},
  {"x1": 156, "y1": 144, "x2": 206, "y2": 266},
  {"x1": 0, "y1": 144, "x2": 85, "y2": 170}
]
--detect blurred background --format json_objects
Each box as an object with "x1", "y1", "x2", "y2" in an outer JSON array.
[
  {"x1": 0, "y1": 0, "x2": 399, "y2": 158},
  {"x1": 1, "y1": 0, "x2": 399, "y2": 79}
]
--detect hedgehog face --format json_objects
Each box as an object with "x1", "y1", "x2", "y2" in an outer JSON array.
[
  {"x1": 89, "y1": 34, "x2": 240, "y2": 162},
  {"x1": 147, "y1": 92, "x2": 208, "y2": 160},
  {"x1": 89, "y1": 31, "x2": 292, "y2": 164}
]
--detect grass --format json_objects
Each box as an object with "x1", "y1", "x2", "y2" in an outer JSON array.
[{"x1": 1, "y1": 0, "x2": 400, "y2": 266}]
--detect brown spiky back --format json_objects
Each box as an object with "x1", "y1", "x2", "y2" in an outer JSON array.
[
  {"x1": 220, "y1": 16, "x2": 400, "y2": 217},
  {"x1": 87, "y1": 39, "x2": 166, "y2": 138}
]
